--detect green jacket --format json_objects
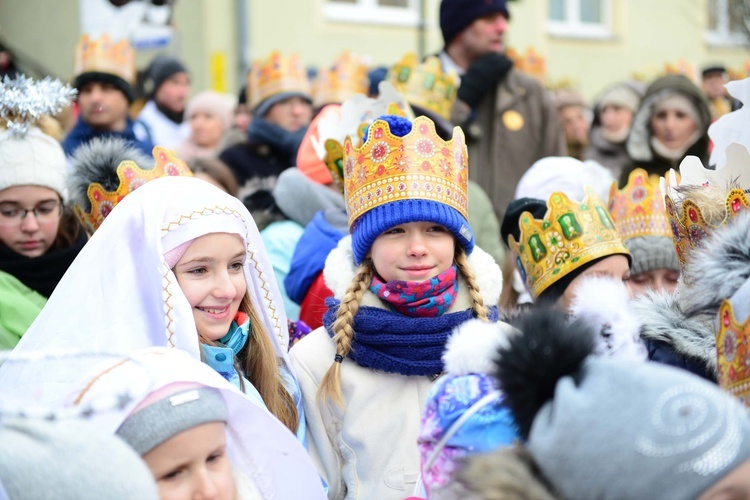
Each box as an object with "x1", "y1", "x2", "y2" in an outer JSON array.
[{"x1": 0, "y1": 270, "x2": 47, "y2": 350}]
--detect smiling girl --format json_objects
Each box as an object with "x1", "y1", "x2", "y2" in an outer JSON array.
[
  {"x1": 0, "y1": 176, "x2": 303, "y2": 439},
  {"x1": 290, "y1": 115, "x2": 503, "y2": 498}
]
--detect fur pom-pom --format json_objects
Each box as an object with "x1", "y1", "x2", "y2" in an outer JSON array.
[
  {"x1": 496, "y1": 305, "x2": 596, "y2": 439},
  {"x1": 443, "y1": 319, "x2": 516, "y2": 375},
  {"x1": 568, "y1": 276, "x2": 646, "y2": 362},
  {"x1": 68, "y1": 137, "x2": 153, "y2": 211}
]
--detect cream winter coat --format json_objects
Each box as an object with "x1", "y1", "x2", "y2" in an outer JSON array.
[{"x1": 289, "y1": 236, "x2": 503, "y2": 500}]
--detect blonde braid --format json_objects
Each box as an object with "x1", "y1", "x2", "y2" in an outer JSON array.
[
  {"x1": 317, "y1": 258, "x2": 374, "y2": 406},
  {"x1": 455, "y1": 248, "x2": 489, "y2": 321}
]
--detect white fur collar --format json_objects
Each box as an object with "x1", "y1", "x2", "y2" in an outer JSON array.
[
  {"x1": 442, "y1": 319, "x2": 516, "y2": 375},
  {"x1": 323, "y1": 235, "x2": 503, "y2": 306}
]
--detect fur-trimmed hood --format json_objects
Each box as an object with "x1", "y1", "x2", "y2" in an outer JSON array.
[
  {"x1": 323, "y1": 235, "x2": 503, "y2": 309},
  {"x1": 633, "y1": 289, "x2": 717, "y2": 374},
  {"x1": 442, "y1": 319, "x2": 516, "y2": 375}
]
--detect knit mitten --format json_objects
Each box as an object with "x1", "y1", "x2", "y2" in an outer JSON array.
[{"x1": 457, "y1": 53, "x2": 513, "y2": 109}]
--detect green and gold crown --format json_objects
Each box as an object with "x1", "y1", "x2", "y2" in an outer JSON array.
[
  {"x1": 387, "y1": 53, "x2": 458, "y2": 120},
  {"x1": 509, "y1": 189, "x2": 630, "y2": 299}
]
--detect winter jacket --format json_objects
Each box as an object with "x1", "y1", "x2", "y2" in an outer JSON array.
[
  {"x1": 260, "y1": 219, "x2": 306, "y2": 321},
  {"x1": 289, "y1": 238, "x2": 503, "y2": 500},
  {"x1": 450, "y1": 66, "x2": 566, "y2": 221},
  {"x1": 0, "y1": 271, "x2": 47, "y2": 350},
  {"x1": 620, "y1": 74, "x2": 711, "y2": 185},
  {"x1": 467, "y1": 181, "x2": 505, "y2": 267},
  {"x1": 135, "y1": 100, "x2": 190, "y2": 150},
  {"x1": 299, "y1": 273, "x2": 333, "y2": 330},
  {"x1": 62, "y1": 118, "x2": 154, "y2": 158}
]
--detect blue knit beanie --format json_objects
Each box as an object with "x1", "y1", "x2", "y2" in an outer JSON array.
[
  {"x1": 440, "y1": 0, "x2": 510, "y2": 46},
  {"x1": 350, "y1": 115, "x2": 475, "y2": 264}
]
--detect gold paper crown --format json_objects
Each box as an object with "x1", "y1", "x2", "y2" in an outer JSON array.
[
  {"x1": 247, "y1": 51, "x2": 311, "y2": 111},
  {"x1": 509, "y1": 189, "x2": 630, "y2": 299},
  {"x1": 608, "y1": 168, "x2": 672, "y2": 241},
  {"x1": 387, "y1": 54, "x2": 458, "y2": 121},
  {"x1": 507, "y1": 47, "x2": 546, "y2": 83},
  {"x1": 343, "y1": 116, "x2": 468, "y2": 226},
  {"x1": 661, "y1": 144, "x2": 750, "y2": 272},
  {"x1": 312, "y1": 52, "x2": 369, "y2": 109},
  {"x1": 717, "y1": 298, "x2": 750, "y2": 407},
  {"x1": 74, "y1": 35, "x2": 136, "y2": 84},
  {"x1": 74, "y1": 147, "x2": 193, "y2": 234}
]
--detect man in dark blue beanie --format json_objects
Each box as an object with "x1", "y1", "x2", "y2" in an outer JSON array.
[{"x1": 438, "y1": 0, "x2": 565, "y2": 223}]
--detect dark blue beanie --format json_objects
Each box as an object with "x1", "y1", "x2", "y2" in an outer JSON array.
[
  {"x1": 440, "y1": 0, "x2": 510, "y2": 46},
  {"x1": 350, "y1": 115, "x2": 475, "y2": 264}
]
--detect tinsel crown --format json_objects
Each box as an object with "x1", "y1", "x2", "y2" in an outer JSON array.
[
  {"x1": 608, "y1": 168, "x2": 671, "y2": 241},
  {"x1": 717, "y1": 289, "x2": 750, "y2": 408},
  {"x1": 387, "y1": 53, "x2": 458, "y2": 120},
  {"x1": 343, "y1": 115, "x2": 468, "y2": 226},
  {"x1": 0, "y1": 75, "x2": 77, "y2": 137},
  {"x1": 74, "y1": 34, "x2": 136, "y2": 84},
  {"x1": 661, "y1": 143, "x2": 750, "y2": 274},
  {"x1": 74, "y1": 147, "x2": 193, "y2": 234},
  {"x1": 509, "y1": 188, "x2": 630, "y2": 299},
  {"x1": 312, "y1": 52, "x2": 370, "y2": 109},
  {"x1": 247, "y1": 51, "x2": 311, "y2": 110}
]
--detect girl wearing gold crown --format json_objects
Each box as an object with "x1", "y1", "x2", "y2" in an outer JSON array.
[
  {"x1": 0, "y1": 77, "x2": 86, "y2": 350},
  {"x1": 0, "y1": 176, "x2": 305, "y2": 443},
  {"x1": 289, "y1": 115, "x2": 503, "y2": 498}
]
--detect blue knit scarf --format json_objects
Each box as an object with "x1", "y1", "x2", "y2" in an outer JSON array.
[{"x1": 323, "y1": 298, "x2": 499, "y2": 376}]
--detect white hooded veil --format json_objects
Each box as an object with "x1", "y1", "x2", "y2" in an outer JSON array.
[{"x1": 0, "y1": 176, "x2": 290, "y2": 405}]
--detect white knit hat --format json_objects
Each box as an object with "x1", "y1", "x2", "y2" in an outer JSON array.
[{"x1": 0, "y1": 127, "x2": 69, "y2": 200}]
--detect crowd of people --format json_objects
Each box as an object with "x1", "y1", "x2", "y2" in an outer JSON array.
[{"x1": 2, "y1": 0, "x2": 750, "y2": 498}]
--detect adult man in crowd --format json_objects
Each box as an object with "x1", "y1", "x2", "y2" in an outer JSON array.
[
  {"x1": 63, "y1": 36, "x2": 153, "y2": 158},
  {"x1": 136, "y1": 55, "x2": 191, "y2": 149},
  {"x1": 439, "y1": 0, "x2": 565, "y2": 220},
  {"x1": 701, "y1": 64, "x2": 741, "y2": 121}
]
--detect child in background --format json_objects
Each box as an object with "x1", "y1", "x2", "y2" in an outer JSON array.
[
  {"x1": 0, "y1": 176, "x2": 303, "y2": 440},
  {"x1": 290, "y1": 115, "x2": 503, "y2": 498}
]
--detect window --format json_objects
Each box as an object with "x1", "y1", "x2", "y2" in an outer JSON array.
[
  {"x1": 547, "y1": 0, "x2": 612, "y2": 39},
  {"x1": 706, "y1": 0, "x2": 747, "y2": 46},
  {"x1": 324, "y1": 0, "x2": 419, "y2": 27}
]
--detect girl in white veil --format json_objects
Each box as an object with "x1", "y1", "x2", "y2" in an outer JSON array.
[{"x1": 0, "y1": 176, "x2": 302, "y2": 439}]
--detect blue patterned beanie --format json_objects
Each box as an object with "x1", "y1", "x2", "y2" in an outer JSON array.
[{"x1": 350, "y1": 115, "x2": 474, "y2": 264}]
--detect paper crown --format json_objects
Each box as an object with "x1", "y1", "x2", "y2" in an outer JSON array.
[
  {"x1": 74, "y1": 146, "x2": 193, "y2": 234},
  {"x1": 74, "y1": 35, "x2": 136, "y2": 84},
  {"x1": 312, "y1": 52, "x2": 370, "y2": 109},
  {"x1": 608, "y1": 168, "x2": 672, "y2": 241},
  {"x1": 386, "y1": 54, "x2": 458, "y2": 121},
  {"x1": 661, "y1": 144, "x2": 750, "y2": 273},
  {"x1": 509, "y1": 189, "x2": 630, "y2": 299},
  {"x1": 717, "y1": 294, "x2": 750, "y2": 407},
  {"x1": 247, "y1": 51, "x2": 311, "y2": 111},
  {"x1": 314, "y1": 81, "x2": 412, "y2": 194},
  {"x1": 343, "y1": 115, "x2": 468, "y2": 227},
  {"x1": 506, "y1": 47, "x2": 546, "y2": 83}
]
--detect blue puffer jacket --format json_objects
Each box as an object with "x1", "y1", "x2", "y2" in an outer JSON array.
[
  {"x1": 63, "y1": 118, "x2": 154, "y2": 157},
  {"x1": 284, "y1": 209, "x2": 347, "y2": 305}
]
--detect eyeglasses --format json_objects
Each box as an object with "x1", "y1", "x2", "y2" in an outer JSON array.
[{"x1": 0, "y1": 201, "x2": 63, "y2": 227}]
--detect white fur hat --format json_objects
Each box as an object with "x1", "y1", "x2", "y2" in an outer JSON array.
[{"x1": 0, "y1": 126, "x2": 68, "y2": 200}]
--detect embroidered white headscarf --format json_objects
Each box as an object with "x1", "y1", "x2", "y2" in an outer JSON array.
[
  {"x1": 0, "y1": 176, "x2": 290, "y2": 404},
  {"x1": 70, "y1": 348, "x2": 325, "y2": 500}
]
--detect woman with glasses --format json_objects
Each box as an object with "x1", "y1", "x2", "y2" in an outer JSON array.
[{"x1": 0, "y1": 77, "x2": 86, "y2": 350}]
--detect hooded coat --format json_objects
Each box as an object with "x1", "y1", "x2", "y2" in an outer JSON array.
[{"x1": 620, "y1": 75, "x2": 711, "y2": 185}]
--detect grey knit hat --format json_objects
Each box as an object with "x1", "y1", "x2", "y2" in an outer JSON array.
[
  {"x1": 626, "y1": 235, "x2": 679, "y2": 275},
  {"x1": 497, "y1": 306, "x2": 750, "y2": 500},
  {"x1": 0, "y1": 417, "x2": 158, "y2": 499},
  {"x1": 273, "y1": 167, "x2": 346, "y2": 227},
  {"x1": 116, "y1": 387, "x2": 228, "y2": 455}
]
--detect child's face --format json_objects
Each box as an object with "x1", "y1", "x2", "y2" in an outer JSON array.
[
  {"x1": 173, "y1": 233, "x2": 247, "y2": 342},
  {"x1": 369, "y1": 221, "x2": 455, "y2": 282},
  {"x1": 142, "y1": 422, "x2": 235, "y2": 500}
]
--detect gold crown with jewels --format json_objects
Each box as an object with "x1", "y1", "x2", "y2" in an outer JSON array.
[
  {"x1": 247, "y1": 51, "x2": 311, "y2": 111},
  {"x1": 716, "y1": 293, "x2": 750, "y2": 408},
  {"x1": 661, "y1": 144, "x2": 750, "y2": 274},
  {"x1": 74, "y1": 147, "x2": 193, "y2": 234},
  {"x1": 386, "y1": 53, "x2": 458, "y2": 121},
  {"x1": 343, "y1": 115, "x2": 468, "y2": 227},
  {"x1": 74, "y1": 34, "x2": 136, "y2": 84},
  {"x1": 312, "y1": 52, "x2": 370, "y2": 109},
  {"x1": 608, "y1": 168, "x2": 672, "y2": 241},
  {"x1": 509, "y1": 189, "x2": 630, "y2": 299}
]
